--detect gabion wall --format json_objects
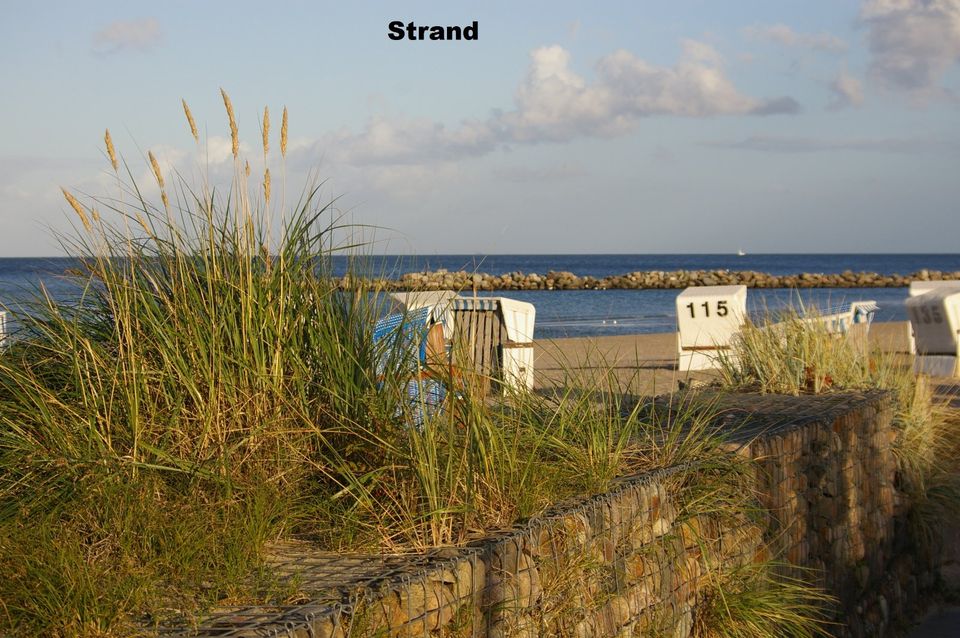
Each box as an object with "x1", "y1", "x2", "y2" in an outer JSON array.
[{"x1": 170, "y1": 391, "x2": 921, "y2": 638}]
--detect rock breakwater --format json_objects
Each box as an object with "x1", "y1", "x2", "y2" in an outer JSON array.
[{"x1": 341, "y1": 269, "x2": 960, "y2": 291}]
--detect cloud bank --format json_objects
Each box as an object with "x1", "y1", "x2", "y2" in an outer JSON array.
[
  {"x1": 860, "y1": 0, "x2": 960, "y2": 96},
  {"x1": 300, "y1": 42, "x2": 798, "y2": 170}
]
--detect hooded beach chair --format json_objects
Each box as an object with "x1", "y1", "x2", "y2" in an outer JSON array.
[{"x1": 373, "y1": 306, "x2": 447, "y2": 429}]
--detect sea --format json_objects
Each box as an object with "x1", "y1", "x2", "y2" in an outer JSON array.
[{"x1": 2, "y1": 254, "x2": 958, "y2": 340}]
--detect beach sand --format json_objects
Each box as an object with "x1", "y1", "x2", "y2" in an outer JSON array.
[{"x1": 534, "y1": 320, "x2": 912, "y2": 396}]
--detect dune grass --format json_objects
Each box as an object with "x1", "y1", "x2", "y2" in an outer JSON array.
[
  {"x1": 0, "y1": 97, "x2": 388, "y2": 634},
  {"x1": 0, "y1": 95, "x2": 829, "y2": 636},
  {"x1": 693, "y1": 561, "x2": 834, "y2": 638},
  {"x1": 718, "y1": 306, "x2": 960, "y2": 577},
  {"x1": 717, "y1": 308, "x2": 872, "y2": 395}
]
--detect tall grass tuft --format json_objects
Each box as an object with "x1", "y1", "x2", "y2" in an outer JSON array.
[
  {"x1": 0, "y1": 96, "x2": 421, "y2": 634},
  {"x1": 719, "y1": 304, "x2": 960, "y2": 588},
  {"x1": 718, "y1": 308, "x2": 870, "y2": 395},
  {"x1": 693, "y1": 561, "x2": 834, "y2": 637}
]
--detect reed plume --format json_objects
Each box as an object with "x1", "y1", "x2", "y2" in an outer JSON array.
[
  {"x1": 280, "y1": 107, "x2": 288, "y2": 158},
  {"x1": 182, "y1": 98, "x2": 199, "y2": 143},
  {"x1": 264, "y1": 168, "x2": 271, "y2": 205},
  {"x1": 148, "y1": 152, "x2": 165, "y2": 189},
  {"x1": 148, "y1": 151, "x2": 169, "y2": 210},
  {"x1": 262, "y1": 106, "x2": 270, "y2": 157},
  {"x1": 104, "y1": 129, "x2": 118, "y2": 172},
  {"x1": 220, "y1": 88, "x2": 239, "y2": 158},
  {"x1": 61, "y1": 187, "x2": 91, "y2": 231}
]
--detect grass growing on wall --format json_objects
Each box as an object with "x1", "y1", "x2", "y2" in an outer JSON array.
[{"x1": 717, "y1": 309, "x2": 872, "y2": 395}]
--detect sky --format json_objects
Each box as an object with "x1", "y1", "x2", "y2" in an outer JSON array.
[{"x1": 1, "y1": 0, "x2": 959, "y2": 256}]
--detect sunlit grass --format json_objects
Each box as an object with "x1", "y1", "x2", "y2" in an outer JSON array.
[{"x1": 0, "y1": 97, "x2": 856, "y2": 637}]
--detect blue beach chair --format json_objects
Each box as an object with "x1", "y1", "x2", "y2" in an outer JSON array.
[{"x1": 373, "y1": 307, "x2": 447, "y2": 429}]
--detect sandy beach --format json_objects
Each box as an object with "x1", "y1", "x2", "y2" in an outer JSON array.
[{"x1": 534, "y1": 320, "x2": 912, "y2": 396}]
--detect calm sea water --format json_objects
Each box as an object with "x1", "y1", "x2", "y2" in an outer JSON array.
[{"x1": 2, "y1": 255, "x2": 958, "y2": 339}]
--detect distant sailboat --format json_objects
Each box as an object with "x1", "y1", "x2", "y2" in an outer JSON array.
[{"x1": 737, "y1": 248, "x2": 747, "y2": 257}]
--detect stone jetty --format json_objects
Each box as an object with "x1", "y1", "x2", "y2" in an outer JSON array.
[{"x1": 339, "y1": 268, "x2": 960, "y2": 291}]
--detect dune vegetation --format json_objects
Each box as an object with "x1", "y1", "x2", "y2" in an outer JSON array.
[{"x1": 0, "y1": 95, "x2": 837, "y2": 637}]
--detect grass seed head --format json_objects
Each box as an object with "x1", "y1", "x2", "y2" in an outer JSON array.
[
  {"x1": 264, "y1": 168, "x2": 271, "y2": 205},
  {"x1": 262, "y1": 106, "x2": 270, "y2": 157},
  {"x1": 220, "y1": 88, "x2": 239, "y2": 158},
  {"x1": 61, "y1": 187, "x2": 91, "y2": 231},
  {"x1": 148, "y1": 151, "x2": 169, "y2": 210},
  {"x1": 104, "y1": 129, "x2": 118, "y2": 171},
  {"x1": 148, "y1": 152, "x2": 165, "y2": 189},
  {"x1": 280, "y1": 107, "x2": 288, "y2": 158},
  {"x1": 182, "y1": 98, "x2": 199, "y2": 143}
]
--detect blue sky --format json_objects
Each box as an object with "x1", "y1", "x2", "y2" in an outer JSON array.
[{"x1": 1, "y1": 0, "x2": 958, "y2": 255}]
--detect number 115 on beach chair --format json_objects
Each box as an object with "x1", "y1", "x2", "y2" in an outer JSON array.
[{"x1": 676, "y1": 285, "x2": 747, "y2": 372}]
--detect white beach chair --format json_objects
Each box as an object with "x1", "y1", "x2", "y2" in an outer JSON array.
[
  {"x1": 906, "y1": 289, "x2": 960, "y2": 376},
  {"x1": 904, "y1": 281, "x2": 960, "y2": 354},
  {"x1": 675, "y1": 286, "x2": 747, "y2": 372}
]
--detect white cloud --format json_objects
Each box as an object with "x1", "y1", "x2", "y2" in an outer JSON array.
[
  {"x1": 503, "y1": 41, "x2": 770, "y2": 142},
  {"x1": 93, "y1": 18, "x2": 162, "y2": 55},
  {"x1": 860, "y1": 0, "x2": 960, "y2": 96},
  {"x1": 743, "y1": 23, "x2": 847, "y2": 52},
  {"x1": 302, "y1": 43, "x2": 797, "y2": 170},
  {"x1": 828, "y1": 71, "x2": 865, "y2": 109},
  {"x1": 317, "y1": 116, "x2": 499, "y2": 166}
]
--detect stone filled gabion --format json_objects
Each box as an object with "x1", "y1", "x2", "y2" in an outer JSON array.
[{"x1": 173, "y1": 392, "x2": 932, "y2": 638}]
